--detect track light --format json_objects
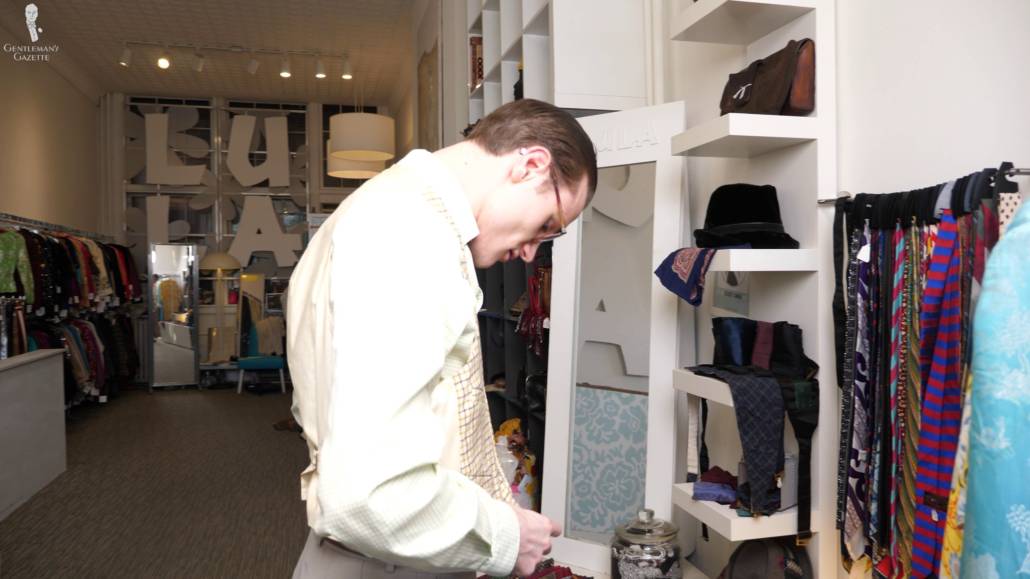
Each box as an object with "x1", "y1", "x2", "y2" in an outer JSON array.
[
  {"x1": 279, "y1": 55, "x2": 291, "y2": 78},
  {"x1": 118, "y1": 46, "x2": 132, "y2": 67},
  {"x1": 315, "y1": 57, "x2": 326, "y2": 79},
  {"x1": 246, "y1": 54, "x2": 259, "y2": 75},
  {"x1": 157, "y1": 49, "x2": 171, "y2": 69},
  {"x1": 341, "y1": 56, "x2": 353, "y2": 80},
  {"x1": 193, "y1": 52, "x2": 206, "y2": 73}
]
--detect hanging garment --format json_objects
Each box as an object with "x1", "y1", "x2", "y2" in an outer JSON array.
[
  {"x1": 654, "y1": 247, "x2": 717, "y2": 306},
  {"x1": 690, "y1": 365, "x2": 784, "y2": 515},
  {"x1": 960, "y1": 199, "x2": 1030, "y2": 579},
  {"x1": 911, "y1": 210, "x2": 964, "y2": 578},
  {"x1": 996, "y1": 191, "x2": 1022, "y2": 235},
  {"x1": 842, "y1": 225, "x2": 873, "y2": 563},
  {"x1": 0, "y1": 231, "x2": 34, "y2": 299}
]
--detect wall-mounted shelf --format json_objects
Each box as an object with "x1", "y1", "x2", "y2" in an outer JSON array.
[
  {"x1": 672, "y1": 114, "x2": 818, "y2": 158},
  {"x1": 523, "y1": 0, "x2": 550, "y2": 35},
  {"x1": 469, "y1": 12, "x2": 483, "y2": 34},
  {"x1": 707, "y1": 249, "x2": 818, "y2": 272},
  {"x1": 485, "y1": 60, "x2": 502, "y2": 82},
  {"x1": 671, "y1": 0, "x2": 816, "y2": 45},
  {"x1": 672, "y1": 483, "x2": 805, "y2": 542},
  {"x1": 470, "y1": 83, "x2": 485, "y2": 99},
  {"x1": 673, "y1": 369, "x2": 733, "y2": 406},
  {"x1": 502, "y1": 36, "x2": 523, "y2": 62}
]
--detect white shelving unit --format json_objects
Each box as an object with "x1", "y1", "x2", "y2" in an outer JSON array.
[
  {"x1": 673, "y1": 369, "x2": 735, "y2": 407},
  {"x1": 671, "y1": 0, "x2": 816, "y2": 45},
  {"x1": 464, "y1": 0, "x2": 646, "y2": 125},
  {"x1": 708, "y1": 249, "x2": 818, "y2": 272},
  {"x1": 671, "y1": 114, "x2": 818, "y2": 158},
  {"x1": 672, "y1": 483, "x2": 807, "y2": 542},
  {"x1": 669, "y1": 0, "x2": 837, "y2": 576}
]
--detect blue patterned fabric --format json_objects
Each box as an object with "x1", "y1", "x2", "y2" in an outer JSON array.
[
  {"x1": 960, "y1": 200, "x2": 1030, "y2": 578},
  {"x1": 568, "y1": 386, "x2": 647, "y2": 536}
]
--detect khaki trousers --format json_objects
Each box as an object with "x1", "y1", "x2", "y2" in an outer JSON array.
[{"x1": 292, "y1": 531, "x2": 476, "y2": 579}]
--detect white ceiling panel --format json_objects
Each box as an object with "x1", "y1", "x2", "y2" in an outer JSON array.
[{"x1": 5, "y1": 0, "x2": 414, "y2": 104}]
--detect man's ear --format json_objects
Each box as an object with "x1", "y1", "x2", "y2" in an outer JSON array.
[{"x1": 519, "y1": 145, "x2": 552, "y2": 182}]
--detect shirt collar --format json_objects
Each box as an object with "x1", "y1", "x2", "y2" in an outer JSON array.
[{"x1": 396, "y1": 149, "x2": 479, "y2": 245}]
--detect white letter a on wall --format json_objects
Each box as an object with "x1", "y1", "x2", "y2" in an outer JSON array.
[
  {"x1": 229, "y1": 196, "x2": 301, "y2": 267},
  {"x1": 226, "y1": 115, "x2": 290, "y2": 187}
]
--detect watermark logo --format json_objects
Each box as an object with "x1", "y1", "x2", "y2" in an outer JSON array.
[
  {"x1": 3, "y1": 3, "x2": 59, "y2": 61},
  {"x1": 26, "y1": 3, "x2": 42, "y2": 42}
]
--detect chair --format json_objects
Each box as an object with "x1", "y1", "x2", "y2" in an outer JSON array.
[{"x1": 236, "y1": 324, "x2": 286, "y2": 394}]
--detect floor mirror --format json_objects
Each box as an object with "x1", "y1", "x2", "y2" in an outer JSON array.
[{"x1": 148, "y1": 243, "x2": 199, "y2": 390}]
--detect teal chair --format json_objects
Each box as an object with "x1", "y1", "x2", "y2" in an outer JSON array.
[{"x1": 236, "y1": 324, "x2": 286, "y2": 394}]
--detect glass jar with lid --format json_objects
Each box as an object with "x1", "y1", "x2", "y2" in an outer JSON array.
[{"x1": 611, "y1": 508, "x2": 681, "y2": 579}]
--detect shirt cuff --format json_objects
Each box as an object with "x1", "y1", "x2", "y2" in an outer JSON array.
[{"x1": 479, "y1": 499, "x2": 520, "y2": 577}]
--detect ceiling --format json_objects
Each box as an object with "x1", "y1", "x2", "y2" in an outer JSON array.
[{"x1": 3, "y1": 0, "x2": 414, "y2": 105}]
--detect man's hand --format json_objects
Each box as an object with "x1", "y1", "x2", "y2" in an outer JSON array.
[{"x1": 510, "y1": 505, "x2": 562, "y2": 577}]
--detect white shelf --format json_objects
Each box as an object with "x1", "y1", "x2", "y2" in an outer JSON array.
[
  {"x1": 483, "y1": 0, "x2": 499, "y2": 9},
  {"x1": 673, "y1": 483, "x2": 805, "y2": 542},
  {"x1": 523, "y1": 0, "x2": 549, "y2": 35},
  {"x1": 485, "y1": 60, "x2": 501, "y2": 82},
  {"x1": 671, "y1": 0, "x2": 815, "y2": 45},
  {"x1": 502, "y1": 36, "x2": 523, "y2": 62},
  {"x1": 672, "y1": 114, "x2": 817, "y2": 158},
  {"x1": 469, "y1": 12, "x2": 482, "y2": 34},
  {"x1": 470, "y1": 82, "x2": 485, "y2": 99},
  {"x1": 673, "y1": 369, "x2": 733, "y2": 406},
  {"x1": 708, "y1": 249, "x2": 817, "y2": 272}
]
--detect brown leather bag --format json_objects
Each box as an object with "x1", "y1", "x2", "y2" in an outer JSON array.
[{"x1": 719, "y1": 38, "x2": 815, "y2": 116}]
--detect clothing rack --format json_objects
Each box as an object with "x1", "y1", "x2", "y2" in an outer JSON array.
[
  {"x1": 817, "y1": 164, "x2": 1028, "y2": 205},
  {"x1": 0, "y1": 212, "x2": 113, "y2": 242}
]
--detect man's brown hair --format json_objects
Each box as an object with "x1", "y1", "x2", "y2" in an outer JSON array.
[{"x1": 467, "y1": 99, "x2": 597, "y2": 204}]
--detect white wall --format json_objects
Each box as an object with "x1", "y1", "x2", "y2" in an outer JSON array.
[
  {"x1": 389, "y1": 0, "x2": 441, "y2": 157},
  {"x1": 838, "y1": 0, "x2": 1030, "y2": 194},
  {"x1": 0, "y1": 23, "x2": 102, "y2": 233}
]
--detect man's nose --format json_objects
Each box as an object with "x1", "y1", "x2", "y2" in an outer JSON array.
[{"x1": 519, "y1": 242, "x2": 539, "y2": 263}]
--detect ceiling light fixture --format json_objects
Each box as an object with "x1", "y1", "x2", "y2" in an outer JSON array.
[
  {"x1": 246, "y1": 54, "x2": 260, "y2": 75},
  {"x1": 330, "y1": 113, "x2": 395, "y2": 161},
  {"x1": 315, "y1": 57, "x2": 326, "y2": 79},
  {"x1": 118, "y1": 45, "x2": 132, "y2": 67},
  {"x1": 341, "y1": 56, "x2": 353, "y2": 80},
  {"x1": 193, "y1": 52, "x2": 206, "y2": 73},
  {"x1": 326, "y1": 140, "x2": 383, "y2": 179},
  {"x1": 157, "y1": 48, "x2": 171, "y2": 69},
  {"x1": 279, "y1": 54, "x2": 291, "y2": 78}
]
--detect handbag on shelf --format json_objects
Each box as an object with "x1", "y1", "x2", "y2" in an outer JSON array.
[{"x1": 719, "y1": 38, "x2": 815, "y2": 117}]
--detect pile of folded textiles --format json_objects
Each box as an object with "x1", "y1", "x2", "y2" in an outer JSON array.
[{"x1": 480, "y1": 559, "x2": 592, "y2": 579}]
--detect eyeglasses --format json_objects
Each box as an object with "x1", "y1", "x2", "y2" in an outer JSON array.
[{"x1": 537, "y1": 167, "x2": 568, "y2": 242}]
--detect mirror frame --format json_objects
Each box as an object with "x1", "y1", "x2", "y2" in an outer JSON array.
[
  {"x1": 542, "y1": 101, "x2": 689, "y2": 572},
  {"x1": 147, "y1": 242, "x2": 200, "y2": 390}
]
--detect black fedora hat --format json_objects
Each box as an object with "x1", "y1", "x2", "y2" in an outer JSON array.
[{"x1": 694, "y1": 183, "x2": 799, "y2": 249}]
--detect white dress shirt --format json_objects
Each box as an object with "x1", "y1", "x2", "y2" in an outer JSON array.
[{"x1": 287, "y1": 150, "x2": 519, "y2": 575}]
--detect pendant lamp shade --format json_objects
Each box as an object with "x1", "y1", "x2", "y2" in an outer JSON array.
[
  {"x1": 200, "y1": 250, "x2": 241, "y2": 271},
  {"x1": 329, "y1": 112, "x2": 395, "y2": 161},
  {"x1": 326, "y1": 140, "x2": 384, "y2": 179}
]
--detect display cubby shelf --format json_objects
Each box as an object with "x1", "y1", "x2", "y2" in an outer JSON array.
[
  {"x1": 671, "y1": 114, "x2": 818, "y2": 158},
  {"x1": 672, "y1": 483, "x2": 808, "y2": 542},
  {"x1": 672, "y1": 369, "x2": 734, "y2": 407},
  {"x1": 671, "y1": 0, "x2": 816, "y2": 45},
  {"x1": 707, "y1": 249, "x2": 818, "y2": 272}
]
